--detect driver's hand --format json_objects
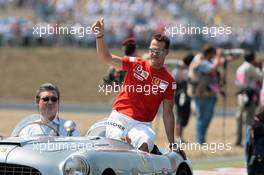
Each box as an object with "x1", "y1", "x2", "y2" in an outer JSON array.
[
  {"x1": 92, "y1": 18, "x2": 104, "y2": 37},
  {"x1": 121, "y1": 135, "x2": 131, "y2": 144}
]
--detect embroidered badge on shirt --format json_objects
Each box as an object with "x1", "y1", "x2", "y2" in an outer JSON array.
[
  {"x1": 141, "y1": 71, "x2": 149, "y2": 79},
  {"x1": 159, "y1": 80, "x2": 169, "y2": 91},
  {"x1": 133, "y1": 64, "x2": 149, "y2": 81},
  {"x1": 133, "y1": 73, "x2": 144, "y2": 81},
  {"x1": 152, "y1": 77, "x2": 169, "y2": 91},
  {"x1": 152, "y1": 77, "x2": 161, "y2": 85}
]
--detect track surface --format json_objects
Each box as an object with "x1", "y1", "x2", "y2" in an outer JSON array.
[{"x1": 194, "y1": 168, "x2": 246, "y2": 175}]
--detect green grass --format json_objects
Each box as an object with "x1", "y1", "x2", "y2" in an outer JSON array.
[{"x1": 192, "y1": 156, "x2": 245, "y2": 170}]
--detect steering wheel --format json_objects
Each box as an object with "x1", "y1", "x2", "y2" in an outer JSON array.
[{"x1": 15, "y1": 121, "x2": 60, "y2": 137}]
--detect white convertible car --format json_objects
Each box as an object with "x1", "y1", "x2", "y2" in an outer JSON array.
[{"x1": 0, "y1": 114, "x2": 193, "y2": 175}]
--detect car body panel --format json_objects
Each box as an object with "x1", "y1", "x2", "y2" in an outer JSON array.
[{"x1": 0, "y1": 116, "x2": 193, "y2": 175}]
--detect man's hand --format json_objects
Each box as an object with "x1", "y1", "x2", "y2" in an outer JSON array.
[
  {"x1": 92, "y1": 18, "x2": 122, "y2": 69},
  {"x1": 92, "y1": 18, "x2": 104, "y2": 37}
]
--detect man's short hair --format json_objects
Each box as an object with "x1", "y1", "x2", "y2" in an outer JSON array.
[
  {"x1": 202, "y1": 44, "x2": 216, "y2": 57},
  {"x1": 122, "y1": 37, "x2": 137, "y2": 56},
  {"x1": 151, "y1": 33, "x2": 170, "y2": 50},
  {"x1": 244, "y1": 51, "x2": 255, "y2": 63},
  {"x1": 35, "y1": 83, "x2": 60, "y2": 103},
  {"x1": 183, "y1": 53, "x2": 194, "y2": 66},
  {"x1": 124, "y1": 43, "x2": 136, "y2": 56}
]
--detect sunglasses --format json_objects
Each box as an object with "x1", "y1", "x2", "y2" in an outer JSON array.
[
  {"x1": 149, "y1": 48, "x2": 165, "y2": 55},
  {"x1": 40, "y1": 96, "x2": 58, "y2": 103}
]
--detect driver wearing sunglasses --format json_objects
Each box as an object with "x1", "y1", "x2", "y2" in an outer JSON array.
[
  {"x1": 18, "y1": 83, "x2": 80, "y2": 137},
  {"x1": 149, "y1": 48, "x2": 165, "y2": 56},
  {"x1": 93, "y1": 18, "x2": 175, "y2": 153}
]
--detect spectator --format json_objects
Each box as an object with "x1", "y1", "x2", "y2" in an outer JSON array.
[
  {"x1": 187, "y1": 45, "x2": 222, "y2": 144},
  {"x1": 172, "y1": 53, "x2": 194, "y2": 142},
  {"x1": 235, "y1": 51, "x2": 263, "y2": 146}
]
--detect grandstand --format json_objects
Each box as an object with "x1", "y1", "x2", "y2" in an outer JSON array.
[
  {"x1": 176, "y1": 0, "x2": 264, "y2": 50},
  {"x1": 0, "y1": 0, "x2": 263, "y2": 50}
]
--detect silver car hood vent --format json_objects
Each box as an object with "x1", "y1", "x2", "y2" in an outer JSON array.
[{"x1": 0, "y1": 140, "x2": 33, "y2": 147}]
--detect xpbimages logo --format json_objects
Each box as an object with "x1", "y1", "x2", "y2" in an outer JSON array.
[
  {"x1": 165, "y1": 24, "x2": 232, "y2": 38},
  {"x1": 33, "y1": 141, "x2": 93, "y2": 153},
  {"x1": 32, "y1": 23, "x2": 99, "y2": 37},
  {"x1": 98, "y1": 82, "x2": 165, "y2": 96},
  {"x1": 165, "y1": 141, "x2": 232, "y2": 154}
]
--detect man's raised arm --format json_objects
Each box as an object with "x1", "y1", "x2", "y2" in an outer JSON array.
[{"x1": 92, "y1": 18, "x2": 122, "y2": 69}]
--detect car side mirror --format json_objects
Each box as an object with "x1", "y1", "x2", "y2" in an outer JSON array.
[{"x1": 64, "y1": 120, "x2": 76, "y2": 136}]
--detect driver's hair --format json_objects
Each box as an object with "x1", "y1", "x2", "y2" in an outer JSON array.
[
  {"x1": 35, "y1": 83, "x2": 60, "y2": 104},
  {"x1": 151, "y1": 33, "x2": 170, "y2": 50}
]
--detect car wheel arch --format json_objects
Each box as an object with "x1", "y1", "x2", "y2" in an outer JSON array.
[
  {"x1": 176, "y1": 163, "x2": 192, "y2": 175},
  {"x1": 102, "y1": 168, "x2": 116, "y2": 175}
]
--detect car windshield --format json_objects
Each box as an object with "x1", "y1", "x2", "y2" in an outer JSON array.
[
  {"x1": 85, "y1": 118, "x2": 108, "y2": 137},
  {"x1": 11, "y1": 114, "x2": 41, "y2": 137}
]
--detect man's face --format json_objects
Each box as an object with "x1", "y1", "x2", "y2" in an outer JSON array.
[
  {"x1": 149, "y1": 39, "x2": 168, "y2": 69},
  {"x1": 38, "y1": 90, "x2": 59, "y2": 121}
]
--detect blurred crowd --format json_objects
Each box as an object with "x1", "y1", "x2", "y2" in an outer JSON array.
[
  {"x1": 177, "y1": 0, "x2": 264, "y2": 50},
  {"x1": 180, "y1": 0, "x2": 264, "y2": 21},
  {"x1": 0, "y1": 0, "x2": 263, "y2": 50}
]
